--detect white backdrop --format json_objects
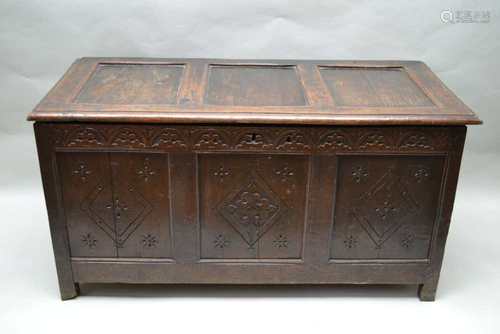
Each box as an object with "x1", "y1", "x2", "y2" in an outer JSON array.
[{"x1": 1, "y1": 1, "x2": 499, "y2": 333}]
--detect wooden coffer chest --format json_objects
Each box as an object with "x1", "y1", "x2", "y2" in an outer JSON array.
[{"x1": 28, "y1": 58, "x2": 481, "y2": 301}]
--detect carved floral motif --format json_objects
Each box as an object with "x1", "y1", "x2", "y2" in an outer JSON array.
[
  {"x1": 235, "y1": 132, "x2": 272, "y2": 150},
  {"x1": 343, "y1": 235, "x2": 357, "y2": 249},
  {"x1": 276, "y1": 131, "x2": 310, "y2": 151},
  {"x1": 359, "y1": 133, "x2": 391, "y2": 150},
  {"x1": 375, "y1": 200, "x2": 398, "y2": 221},
  {"x1": 217, "y1": 173, "x2": 287, "y2": 247},
  {"x1": 318, "y1": 131, "x2": 352, "y2": 150},
  {"x1": 106, "y1": 198, "x2": 128, "y2": 221},
  {"x1": 137, "y1": 158, "x2": 156, "y2": 182},
  {"x1": 81, "y1": 233, "x2": 98, "y2": 249},
  {"x1": 111, "y1": 128, "x2": 146, "y2": 148},
  {"x1": 53, "y1": 125, "x2": 451, "y2": 153},
  {"x1": 66, "y1": 127, "x2": 105, "y2": 147},
  {"x1": 213, "y1": 166, "x2": 230, "y2": 182},
  {"x1": 273, "y1": 234, "x2": 288, "y2": 248},
  {"x1": 73, "y1": 163, "x2": 92, "y2": 182},
  {"x1": 401, "y1": 233, "x2": 415, "y2": 249},
  {"x1": 151, "y1": 128, "x2": 187, "y2": 148},
  {"x1": 274, "y1": 165, "x2": 295, "y2": 183},
  {"x1": 213, "y1": 234, "x2": 230, "y2": 249},
  {"x1": 193, "y1": 130, "x2": 229, "y2": 149},
  {"x1": 224, "y1": 187, "x2": 279, "y2": 228},
  {"x1": 351, "y1": 166, "x2": 368, "y2": 183},
  {"x1": 49, "y1": 127, "x2": 67, "y2": 145},
  {"x1": 400, "y1": 132, "x2": 433, "y2": 150},
  {"x1": 142, "y1": 234, "x2": 158, "y2": 248},
  {"x1": 411, "y1": 166, "x2": 430, "y2": 183}
]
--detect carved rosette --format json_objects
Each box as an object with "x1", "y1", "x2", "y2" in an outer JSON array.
[
  {"x1": 274, "y1": 165, "x2": 295, "y2": 183},
  {"x1": 351, "y1": 165, "x2": 368, "y2": 183},
  {"x1": 141, "y1": 234, "x2": 158, "y2": 248},
  {"x1": 410, "y1": 165, "x2": 431, "y2": 183},
  {"x1": 273, "y1": 234, "x2": 288, "y2": 248},
  {"x1": 81, "y1": 233, "x2": 98, "y2": 249},
  {"x1": 343, "y1": 235, "x2": 357, "y2": 249},
  {"x1": 213, "y1": 166, "x2": 231, "y2": 182},
  {"x1": 72, "y1": 162, "x2": 92, "y2": 182},
  {"x1": 213, "y1": 234, "x2": 231, "y2": 249},
  {"x1": 401, "y1": 232, "x2": 414, "y2": 249},
  {"x1": 136, "y1": 158, "x2": 156, "y2": 182}
]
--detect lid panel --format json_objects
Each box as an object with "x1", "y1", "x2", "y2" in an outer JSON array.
[
  {"x1": 28, "y1": 58, "x2": 481, "y2": 125},
  {"x1": 205, "y1": 65, "x2": 307, "y2": 106},
  {"x1": 319, "y1": 66, "x2": 435, "y2": 107},
  {"x1": 75, "y1": 63, "x2": 184, "y2": 105}
]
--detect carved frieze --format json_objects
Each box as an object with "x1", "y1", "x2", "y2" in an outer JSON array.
[{"x1": 51, "y1": 125, "x2": 450, "y2": 153}]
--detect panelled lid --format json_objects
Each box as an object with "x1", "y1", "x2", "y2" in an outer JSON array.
[{"x1": 28, "y1": 58, "x2": 481, "y2": 125}]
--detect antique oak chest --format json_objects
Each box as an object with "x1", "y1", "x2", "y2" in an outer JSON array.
[{"x1": 28, "y1": 58, "x2": 481, "y2": 301}]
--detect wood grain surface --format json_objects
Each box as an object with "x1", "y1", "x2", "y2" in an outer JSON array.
[{"x1": 28, "y1": 58, "x2": 481, "y2": 125}]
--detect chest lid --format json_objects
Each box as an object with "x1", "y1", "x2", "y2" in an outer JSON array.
[{"x1": 28, "y1": 58, "x2": 481, "y2": 125}]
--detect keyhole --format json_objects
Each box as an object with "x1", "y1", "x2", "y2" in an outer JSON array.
[
  {"x1": 251, "y1": 133, "x2": 257, "y2": 141},
  {"x1": 286, "y1": 136, "x2": 292, "y2": 143}
]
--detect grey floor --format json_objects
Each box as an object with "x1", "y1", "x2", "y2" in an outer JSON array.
[{"x1": 0, "y1": 133, "x2": 499, "y2": 333}]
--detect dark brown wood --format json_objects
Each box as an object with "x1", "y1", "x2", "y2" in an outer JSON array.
[
  {"x1": 29, "y1": 58, "x2": 480, "y2": 301},
  {"x1": 34, "y1": 123, "x2": 78, "y2": 300},
  {"x1": 28, "y1": 58, "x2": 481, "y2": 126}
]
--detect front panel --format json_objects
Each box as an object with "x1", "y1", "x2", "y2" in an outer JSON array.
[
  {"x1": 57, "y1": 151, "x2": 172, "y2": 259},
  {"x1": 37, "y1": 123, "x2": 463, "y2": 296},
  {"x1": 198, "y1": 153, "x2": 309, "y2": 260},
  {"x1": 330, "y1": 155, "x2": 445, "y2": 262}
]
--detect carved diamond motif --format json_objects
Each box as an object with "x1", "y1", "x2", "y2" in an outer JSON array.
[
  {"x1": 216, "y1": 173, "x2": 287, "y2": 247},
  {"x1": 352, "y1": 169, "x2": 419, "y2": 248},
  {"x1": 81, "y1": 185, "x2": 153, "y2": 247}
]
